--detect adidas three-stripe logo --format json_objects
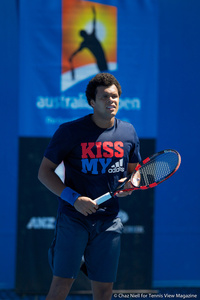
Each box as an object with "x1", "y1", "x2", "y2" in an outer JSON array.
[{"x1": 108, "y1": 158, "x2": 125, "y2": 173}]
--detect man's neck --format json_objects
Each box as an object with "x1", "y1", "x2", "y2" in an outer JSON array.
[{"x1": 91, "y1": 114, "x2": 115, "y2": 129}]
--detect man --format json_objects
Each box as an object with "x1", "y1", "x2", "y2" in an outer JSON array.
[{"x1": 38, "y1": 73, "x2": 141, "y2": 300}]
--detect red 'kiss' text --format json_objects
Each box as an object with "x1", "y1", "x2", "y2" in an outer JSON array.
[{"x1": 81, "y1": 141, "x2": 124, "y2": 159}]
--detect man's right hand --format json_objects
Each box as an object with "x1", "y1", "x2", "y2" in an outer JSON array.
[{"x1": 74, "y1": 197, "x2": 99, "y2": 216}]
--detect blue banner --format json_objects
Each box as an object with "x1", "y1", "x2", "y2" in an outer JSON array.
[{"x1": 19, "y1": 0, "x2": 158, "y2": 138}]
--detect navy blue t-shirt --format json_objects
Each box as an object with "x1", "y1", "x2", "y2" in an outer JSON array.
[{"x1": 44, "y1": 114, "x2": 141, "y2": 220}]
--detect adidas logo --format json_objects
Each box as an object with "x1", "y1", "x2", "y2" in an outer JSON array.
[{"x1": 108, "y1": 159, "x2": 125, "y2": 173}]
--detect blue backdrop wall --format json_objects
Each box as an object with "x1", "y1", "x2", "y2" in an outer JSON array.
[
  {"x1": 0, "y1": 0, "x2": 200, "y2": 290},
  {"x1": 0, "y1": 0, "x2": 19, "y2": 289},
  {"x1": 153, "y1": 0, "x2": 200, "y2": 287}
]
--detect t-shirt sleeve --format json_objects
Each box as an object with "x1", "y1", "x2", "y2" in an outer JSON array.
[
  {"x1": 129, "y1": 126, "x2": 142, "y2": 163},
  {"x1": 44, "y1": 124, "x2": 72, "y2": 165}
]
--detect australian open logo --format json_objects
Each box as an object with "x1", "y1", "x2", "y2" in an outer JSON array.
[
  {"x1": 61, "y1": 0, "x2": 117, "y2": 91},
  {"x1": 35, "y1": 0, "x2": 141, "y2": 122}
]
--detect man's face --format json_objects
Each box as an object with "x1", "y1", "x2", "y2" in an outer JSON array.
[{"x1": 91, "y1": 84, "x2": 120, "y2": 121}]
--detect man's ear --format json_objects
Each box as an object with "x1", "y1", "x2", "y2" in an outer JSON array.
[{"x1": 90, "y1": 99, "x2": 95, "y2": 107}]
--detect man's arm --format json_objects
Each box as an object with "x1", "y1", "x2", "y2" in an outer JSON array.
[
  {"x1": 38, "y1": 157, "x2": 98, "y2": 216},
  {"x1": 128, "y1": 162, "x2": 138, "y2": 174},
  {"x1": 38, "y1": 157, "x2": 65, "y2": 196}
]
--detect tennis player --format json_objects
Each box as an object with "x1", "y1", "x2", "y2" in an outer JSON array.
[{"x1": 38, "y1": 73, "x2": 141, "y2": 300}]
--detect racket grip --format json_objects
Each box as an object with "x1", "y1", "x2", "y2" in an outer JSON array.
[{"x1": 94, "y1": 192, "x2": 111, "y2": 205}]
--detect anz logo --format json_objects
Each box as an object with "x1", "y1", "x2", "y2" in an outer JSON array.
[
  {"x1": 26, "y1": 214, "x2": 144, "y2": 234},
  {"x1": 26, "y1": 217, "x2": 56, "y2": 230}
]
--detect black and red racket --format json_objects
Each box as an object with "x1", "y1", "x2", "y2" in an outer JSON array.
[{"x1": 94, "y1": 149, "x2": 181, "y2": 205}]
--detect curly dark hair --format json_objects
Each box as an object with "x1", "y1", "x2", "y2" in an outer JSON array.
[{"x1": 85, "y1": 73, "x2": 122, "y2": 106}]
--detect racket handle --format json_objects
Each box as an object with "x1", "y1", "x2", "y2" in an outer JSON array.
[{"x1": 94, "y1": 192, "x2": 111, "y2": 205}]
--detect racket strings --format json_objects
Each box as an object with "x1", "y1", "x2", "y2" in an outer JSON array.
[{"x1": 138, "y1": 152, "x2": 179, "y2": 186}]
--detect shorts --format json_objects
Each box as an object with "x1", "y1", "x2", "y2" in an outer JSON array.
[{"x1": 48, "y1": 212, "x2": 123, "y2": 282}]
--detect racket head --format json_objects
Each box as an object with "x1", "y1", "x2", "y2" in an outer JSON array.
[{"x1": 130, "y1": 149, "x2": 181, "y2": 189}]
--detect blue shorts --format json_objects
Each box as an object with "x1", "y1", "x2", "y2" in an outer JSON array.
[{"x1": 48, "y1": 213, "x2": 123, "y2": 282}]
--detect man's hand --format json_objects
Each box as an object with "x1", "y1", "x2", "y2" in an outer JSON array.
[
  {"x1": 115, "y1": 162, "x2": 139, "y2": 198},
  {"x1": 115, "y1": 177, "x2": 133, "y2": 197},
  {"x1": 74, "y1": 196, "x2": 99, "y2": 216}
]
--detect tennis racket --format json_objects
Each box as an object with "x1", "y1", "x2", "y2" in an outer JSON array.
[{"x1": 94, "y1": 149, "x2": 181, "y2": 205}]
